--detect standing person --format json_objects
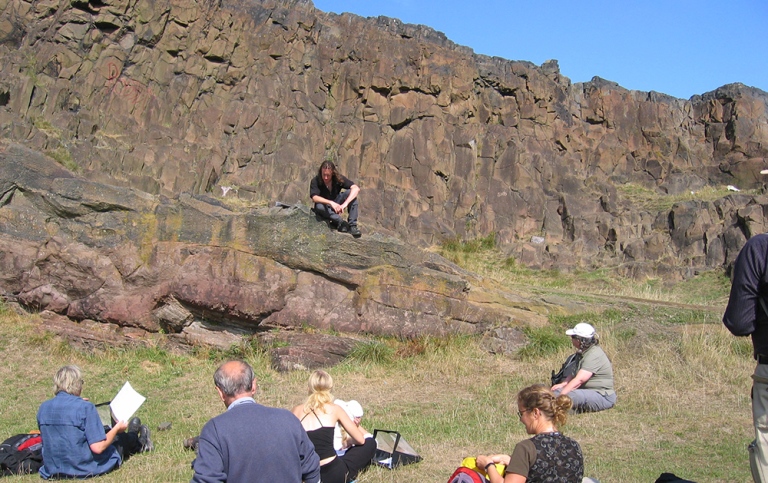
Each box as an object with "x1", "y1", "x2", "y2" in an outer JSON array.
[
  {"x1": 292, "y1": 371, "x2": 376, "y2": 483},
  {"x1": 475, "y1": 384, "x2": 584, "y2": 483},
  {"x1": 309, "y1": 160, "x2": 361, "y2": 238},
  {"x1": 36, "y1": 365, "x2": 151, "y2": 480},
  {"x1": 723, "y1": 233, "x2": 768, "y2": 483},
  {"x1": 550, "y1": 322, "x2": 616, "y2": 413},
  {"x1": 191, "y1": 360, "x2": 320, "y2": 483}
]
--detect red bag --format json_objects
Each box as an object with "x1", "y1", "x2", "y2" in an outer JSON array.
[{"x1": 447, "y1": 466, "x2": 486, "y2": 483}]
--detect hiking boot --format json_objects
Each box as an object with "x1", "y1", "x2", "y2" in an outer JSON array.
[
  {"x1": 183, "y1": 436, "x2": 200, "y2": 451},
  {"x1": 138, "y1": 424, "x2": 153, "y2": 452},
  {"x1": 338, "y1": 221, "x2": 350, "y2": 233},
  {"x1": 349, "y1": 225, "x2": 361, "y2": 238},
  {"x1": 127, "y1": 417, "x2": 141, "y2": 434}
]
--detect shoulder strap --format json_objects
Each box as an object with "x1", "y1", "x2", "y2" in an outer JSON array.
[
  {"x1": 311, "y1": 409, "x2": 323, "y2": 425},
  {"x1": 299, "y1": 409, "x2": 324, "y2": 426}
]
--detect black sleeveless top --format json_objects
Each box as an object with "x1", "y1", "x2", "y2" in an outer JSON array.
[{"x1": 301, "y1": 410, "x2": 336, "y2": 460}]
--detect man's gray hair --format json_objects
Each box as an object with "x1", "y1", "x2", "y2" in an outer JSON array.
[
  {"x1": 214, "y1": 360, "x2": 255, "y2": 398},
  {"x1": 53, "y1": 365, "x2": 83, "y2": 396}
]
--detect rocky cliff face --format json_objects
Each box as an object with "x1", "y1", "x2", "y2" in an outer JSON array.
[
  {"x1": 1, "y1": 0, "x2": 768, "y2": 277},
  {"x1": 1, "y1": 141, "x2": 551, "y2": 365}
]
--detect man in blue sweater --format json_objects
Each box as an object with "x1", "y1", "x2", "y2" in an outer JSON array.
[
  {"x1": 191, "y1": 360, "x2": 320, "y2": 483},
  {"x1": 723, "y1": 233, "x2": 768, "y2": 483}
]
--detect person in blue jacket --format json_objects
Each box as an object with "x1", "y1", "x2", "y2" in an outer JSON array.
[
  {"x1": 191, "y1": 360, "x2": 320, "y2": 483},
  {"x1": 36, "y1": 365, "x2": 151, "y2": 479}
]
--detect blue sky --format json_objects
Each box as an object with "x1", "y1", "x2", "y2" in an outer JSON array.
[{"x1": 312, "y1": 0, "x2": 767, "y2": 100}]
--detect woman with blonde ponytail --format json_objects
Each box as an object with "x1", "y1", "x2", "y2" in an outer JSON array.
[
  {"x1": 292, "y1": 370, "x2": 375, "y2": 483},
  {"x1": 475, "y1": 384, "x2": 584, "y2": 483}
]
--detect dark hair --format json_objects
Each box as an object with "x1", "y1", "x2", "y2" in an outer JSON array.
[
  {"x1": 317, "y1": 160, "x2": 341, "y2": 184},
  {"x1": 574, "y1": 334, "x2": 598, "y2": 353},
  {"x1": 214, "y1": 360, "x2": 255, "y2": 398},
  {"x1": 517, "y1": 384, "x2": 573, "y2": 429}
]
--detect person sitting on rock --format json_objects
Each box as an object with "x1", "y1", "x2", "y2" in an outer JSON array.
[
  {"x1": 36, "y1": 365, "x2": 152, "y2": 480},
  {"x1": 310, "y1": 160, "x2": 361, "y2": 238}
]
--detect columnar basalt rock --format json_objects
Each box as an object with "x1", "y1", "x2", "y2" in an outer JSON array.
[
  {"x1": 1, "y1": 0, "x2": 767, "y2": 276},
  {"x1": 1, "y1": 0, "x2": 767, "y2": 358}
]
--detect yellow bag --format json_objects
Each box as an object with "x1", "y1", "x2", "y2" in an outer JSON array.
[{"x1": 461, "y1": 456, "x2": 506, "y2": 477}]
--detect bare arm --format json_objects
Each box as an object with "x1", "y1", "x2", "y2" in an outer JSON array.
[
  {"x1": 475, "y1": 454, "x2": 512, "y2": 483},
  {"x1": 335, "y1": 405, "x2": 366, "y2": 445},
  {"x1": 89, "y1": 420, "x2": 126, "y2": 454},
  {"x1": 339, "y1": 184, "x2": 359, "y2": 211},
  {"x1": 291, "y1": 405, "x2": 304, "y2": 420},
  {"x1": 504, "y1": 473, "x2": 527, "y2": 483},
  {"x1": 557, "y1": 369, "x2": 593, "y2": 395}
]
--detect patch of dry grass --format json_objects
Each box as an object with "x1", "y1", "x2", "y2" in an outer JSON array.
[
  {"x1": 0, "y1": 300, "x2": 754, "y2": 482},
  {"x1": 436, "y1": 234, "x2": 732, "y2": 308},
  {"x1": 616, "y1": 183, "x2": 760, "y2": 213}
]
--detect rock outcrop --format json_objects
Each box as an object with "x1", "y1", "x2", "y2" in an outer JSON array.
[
  {"x1": 1, "y1": 0, "x2": 768, "y2": 362},
  {"x1": 0, "y1": 142, "x2": 547, "y2": 364},
  {"x1": 0, "y1": 0, "x2": 766, "y2": 279}
]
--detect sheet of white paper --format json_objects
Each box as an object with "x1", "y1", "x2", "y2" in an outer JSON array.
[{"x1": 109, "y1": 382, "x2": 146, "y2": 423}]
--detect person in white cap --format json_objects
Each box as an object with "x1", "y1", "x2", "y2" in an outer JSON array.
[
  {"x1": 332, "y1": 400, "x2": 371, "y2": 456},
  {"x1": 550, "y1": 322, "x2": 616, "y2": 413}
]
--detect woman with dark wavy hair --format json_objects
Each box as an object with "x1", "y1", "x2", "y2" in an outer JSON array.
[
  {"x1": 551, "y1": 322, "x2": 616, "y2": 413},
  {"x1": 475, "y1": 384, "x2": 583, "y2": 483}
]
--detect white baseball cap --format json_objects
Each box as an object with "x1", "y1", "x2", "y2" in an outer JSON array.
[
  {"x1": 335, "y1": 399, "x2": 364, "y2": 419},
  {"x1": 565, "y1": 322, "x2": 596, "y2": 338},
  {"x1": 346, "y1": 400, "x2": 364, "y2": 418}
]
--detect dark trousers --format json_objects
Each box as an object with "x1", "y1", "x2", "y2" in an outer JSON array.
[
  {"x1": 320, "y1": 437, "x2": 376, "y2": 483},
  {"x1": 314, "y1": 190, "x2": 358, "y2": 226},
  {"x1": 113, "y1": 432, "x2": 142, "y2": 463}
]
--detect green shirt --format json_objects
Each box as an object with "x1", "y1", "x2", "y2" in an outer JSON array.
[{"x1": 579, "y1": 345, "x2": 614, "y2": 395}]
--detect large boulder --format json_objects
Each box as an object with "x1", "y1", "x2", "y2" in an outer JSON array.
[{"x1": 0, "y1": 142, "x2": 553, "y2": 362}]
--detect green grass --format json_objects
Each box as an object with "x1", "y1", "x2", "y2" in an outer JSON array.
[
  {"x1": 616, "y1": 183, "x2": 760, "y2": 212},
  {"x1": 0, "y1": 299, "x2": 754, "y2": 483},
  {"x1": 438, "y1": 236, "x2": 731, "y2": 307},
  {"x1": 45, "y1": 146, "x2": 79, "y2": 173}
]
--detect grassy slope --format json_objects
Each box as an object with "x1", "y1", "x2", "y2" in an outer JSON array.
[
  {"x1": 0, "y1": 254, "x2": 754, "y2": 482},
  {"x1": 0, "y1": 304, "x2": 754, "y2": 482}
]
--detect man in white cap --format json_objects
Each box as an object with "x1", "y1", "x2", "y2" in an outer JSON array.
[{"x1": 551, "y1": 322, "x2": 616, "y2": 413}]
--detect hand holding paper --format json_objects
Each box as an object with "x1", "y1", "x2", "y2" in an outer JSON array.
[{"x1": 109, "y1": 382, "x2": 146, "y2": 423}]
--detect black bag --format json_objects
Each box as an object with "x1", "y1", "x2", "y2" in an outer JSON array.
[
  {"x1": 0, "y1": 433, "x2": 43, "y2": 476},
  {"x1": 551, "y1": 352, "x2": 581, "y2": 386},
  {"x1": 655, "y1": 472, "x2": 697, "y2": 483}
]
